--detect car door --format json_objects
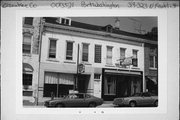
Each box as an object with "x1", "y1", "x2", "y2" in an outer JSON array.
[
  {"x1": 72, "y1": 93, "x2": 86, "y2": 107},
  {"x1": 141, "y1": 93, "x2": 153, "y2": 105}
]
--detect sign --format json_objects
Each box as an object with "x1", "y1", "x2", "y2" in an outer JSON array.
[
  {"x1": 121, "y1": 57, "x2": 132, "y2": 66},
  {"x1": 116, "y1": 56, "x2": 133, "y2": 68},
  {"x1": 78, "y1": 63, "x2": 85, "y2": 73}
]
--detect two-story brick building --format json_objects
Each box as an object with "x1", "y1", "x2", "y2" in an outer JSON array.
[{"x1": 34, "y1": 17, "x2": 157, "y2": 102}]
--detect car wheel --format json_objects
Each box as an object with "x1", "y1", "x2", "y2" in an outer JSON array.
[
  {"x1": 56, "y1": 103, "x2": 64, "y2": 107},
  {"x1": 154, "y1": 100, "x2": 158, "y2": 107},
  {"x1": 89, "y1": 102, "x2": 96, "y2": 107},
  {"x1": 129, "y1": 101, "x2": 136, "y2": 107}
]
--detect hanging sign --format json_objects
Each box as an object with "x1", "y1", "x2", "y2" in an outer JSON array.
[{"x1": 78, "y1": 63, "x2": 85, "y2": 73}]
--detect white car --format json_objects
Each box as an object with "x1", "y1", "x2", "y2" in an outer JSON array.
[{"x1": 113, "y1": 92, "x2": 158, "y2": 107}]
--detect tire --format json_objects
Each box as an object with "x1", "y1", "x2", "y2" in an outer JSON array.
[
  {"x1": 56, "y1": 103, "x2": 64, "y2": 107},
  {"x1": 154, "y1": 100, "x2": 158, "y2": 107},
  {"x1": 129, "y1": 101, "x2": 136, "y2": 107},
  {"x1": 88, "y1": 102, "x2": 96, "y2": 107}
]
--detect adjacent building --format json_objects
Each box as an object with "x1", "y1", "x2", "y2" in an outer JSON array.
[{"x1": 22, "y1": 17, "x2": 41, "y2": 103}]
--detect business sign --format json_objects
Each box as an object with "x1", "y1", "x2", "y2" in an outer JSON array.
[
  {"x1": 116, "y1": 56, "x2": 133, "y2": 68},
  {"x1": 78, "y1": 63, "x2": 85, "y2": 73},
  {"x1": 121, "y1": 57, "x2": 132, "y2": 66}
]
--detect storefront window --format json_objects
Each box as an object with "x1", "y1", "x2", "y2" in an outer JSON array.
[
  {"x1": 104, "y1": 76, "x2": 116, "y2": 95},
  {"x1": 43, "y1": 72, "x2": 74, "y2": 97}
]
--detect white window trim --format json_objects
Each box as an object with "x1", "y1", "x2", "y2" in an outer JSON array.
[
  {"x1": 82, "y1": 43, "x2": 90, "y2": 63},
  {"x1": 106, "y1": 46, "x2": 113, "y2": 65},
  {"x1": 47, "y1": 38, "x2": 58, "y2": 61},
  {"x1": 23, "y1": 33, "x2": 33, "y2": 55},
  {"x1": 94, "y1": 44, "x2": 102, "y2": 63},
  {"x1": 65, "y1": 40, "x2": 74, "y2": 61}
]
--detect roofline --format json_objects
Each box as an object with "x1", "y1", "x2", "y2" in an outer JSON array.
[{"x1": 44, "y1": 22, "x2": 157, "y2": 45}]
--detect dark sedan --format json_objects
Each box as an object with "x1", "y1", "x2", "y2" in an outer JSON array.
[{"x1": 44, "y1": 93, "x2": 103, "y2": 107}]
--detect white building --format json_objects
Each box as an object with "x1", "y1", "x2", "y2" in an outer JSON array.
[{"x1": 37, "y1": 17, "x2": 153, "y2": 102}]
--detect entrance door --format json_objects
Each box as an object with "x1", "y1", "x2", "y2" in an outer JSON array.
[
  {"x1": 94, "y1": 80, "x2": 101, "y2": 98},
  {"x1": 77, "y1": 75, "x2": 90, "y2": 93}
]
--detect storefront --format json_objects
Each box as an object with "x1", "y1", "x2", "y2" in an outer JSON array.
[
  {"x1": 43, "y1": 72, "x2": 75, "y2": 97},
  {"x1": 102, "y1": 68, "x2": 143, "y2": 101}
]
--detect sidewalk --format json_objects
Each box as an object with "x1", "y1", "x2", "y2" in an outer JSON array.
[{"x1": 23, "y1": 101, "x2": 115, "y2": 108}]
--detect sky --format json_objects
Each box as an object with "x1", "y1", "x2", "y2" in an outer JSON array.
[{"x1": 71, "y1": 17, "x2": 157, "y2": 34}]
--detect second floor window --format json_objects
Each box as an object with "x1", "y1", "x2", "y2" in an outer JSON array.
[
  {"x1": 150, "y1": 55, "x2": 157, "y2": 68},
  {"x1": 106, "y1": 46, "x2": 113, "y2": 65},
  {"x1": 23, "y1": 33, "x2": 32, "y2": 54},
  {"x1": 49, "y1": 39, "x2": 57, "y2": 58},
  {"x1": 120, "y1": 48, "x2": 126, "y2": 59},
  {"x1": 24, "y1": 17, "x2": 33, "y2": 25},
  {"x1": 82, "y1": 43, "x2": 89, "y2": 62},
  {"x1": 132, "y1": 50, "x2": 138, "y2": 67},
  {"x1": 66, "y1": 41, "x2": 73, "y2": 60},
  {"x1": 94, "y1": 45, "x2": 101, "y2": 63}
]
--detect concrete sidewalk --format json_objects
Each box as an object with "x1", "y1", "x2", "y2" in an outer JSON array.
[{"x1": 24, "y1": 101, "x2": 115, "y2": 108}]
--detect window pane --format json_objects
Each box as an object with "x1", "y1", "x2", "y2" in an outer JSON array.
[
  {"x1": 49, "y1": 40, "x2": 56, "y2": 58},
  {"x1": 132, "y1": 50, "x2": 138, "y2": 67},
  {"x1": 104, "y1": 76, "x2": 116, "y2": 95},
  {"x1": 155, "y1": 56, "x2": 158, "y2": 68},
  {"x1": 23, "y1": 44, "x2": 31, "y2": 53},
  {"x1": 94, "y1": 74, "x2": 101, "y2": 79},
  {"x1": 82, "y1": 44, "x2": 89, "y2": 62},
  {"x1": 150, "y1": 56, "x2": 154, "y2": 68},
  {"x1": 106, "y1": 47, "x2": 112, "y2": 64},
  {"x1": 23, "y1": 34, "x2": 31, "y2": 54},
  {"x1": 94, "y1": 45, "x2": 101, "y2": 63},
  {"x1": 120, "y1": 48, "x2": 126, "y2": 59},
  {"x1": 23, "y1": 74, "x2": 32, "y2": 85},
  {"x1": 66, "y1": 42, "x2": 73, "y2": 60},
  {"x1": 24, "y1": 17, "x2": 33, "y2": 25}
]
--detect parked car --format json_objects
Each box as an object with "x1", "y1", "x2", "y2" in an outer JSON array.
[
  {"x1": 44, "y1": 93, "x2": 103, "y2": 107},
  {"x1": 113, "y1": 92, "x2": 158, "y2": 107}
]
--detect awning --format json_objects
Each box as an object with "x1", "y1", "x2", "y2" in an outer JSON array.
[
  {"x1": 105, "y1": 69, "x2": 141, "y2": 76},
  {"x1": 146, "y1": 76, "x2": 157, "y2": 84},
  {"x1": 23, "y1": 63, "x2": 34, "y2": 72}
]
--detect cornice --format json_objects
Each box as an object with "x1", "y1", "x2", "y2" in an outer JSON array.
[{"x1": 43, "y1": 23, "x2": 157, "y2": 46}]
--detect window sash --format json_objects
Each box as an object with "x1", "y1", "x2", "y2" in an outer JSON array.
[
  {"x1": 49, "y1": 40, "x2": 56, "y2": 58},
  {"x1": 66, "y1": 42, "x2": 73, "y2": 60},
  {"x1": 23, "y1": 44, "x2": 31, "y2": 53},
  {"x1": 94, "y1": 45, "x2": 101, "y2": 63},
  {"x1": 23, "y1": 74, "x2": 32, "y2": 86},
  {"x1": 82, "y1": 44, "x2": 89, "y2": 62},
  {"x1": 23, "y1": 35, "x2": 31, "y2": 54},
  {"x1": 150, "y1": 55, "x2": 157, "y2": 68},
  {"x1": 120, "y1": 48, "x2": 126, "y2": 59},
  {"x1": 132, "y1": 50, "x2": 138, "y2": 67},
  {"x1": 24, "y1": 17, "x2": 33, "y2": 25},
  {"x1": 106, "y1": 47, "x2": 112, "y2": 64}
]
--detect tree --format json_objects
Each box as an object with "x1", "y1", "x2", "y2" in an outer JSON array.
[{"x1": 145, "y1": 27, "x2": 158, "y2": 41}]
